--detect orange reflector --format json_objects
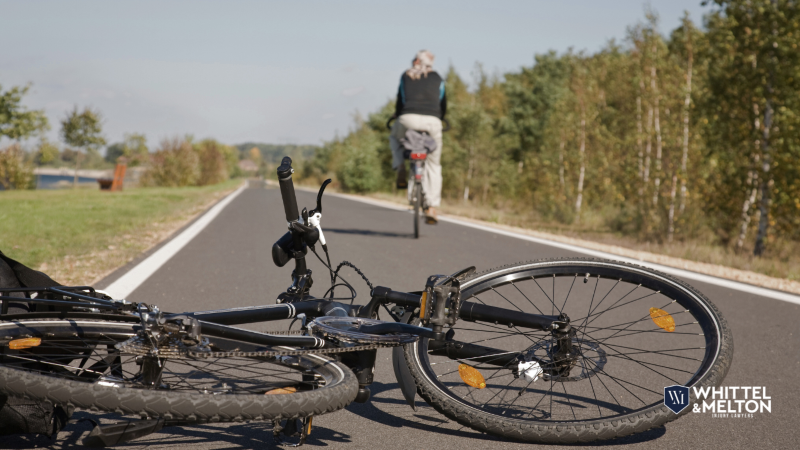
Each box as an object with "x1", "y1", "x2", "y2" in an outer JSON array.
[
  {"x1": 419, "y1": 291, "x2": 428, "y2": 319},
  {"x1": 265, "y1": 386, "x2": 297, "y2": 395},
  {"x1": 307, "y1": 416, "x2": 313, "y2": 434},
  {"x1": 458, "y1": 364, "x2": 486, "y2": 389},
  {"x1": 650, "y1": 307, "x2": 676, "y2": 332},
  {"x1": 9, "y1": 337, "x2": 41, "y2": 350}
]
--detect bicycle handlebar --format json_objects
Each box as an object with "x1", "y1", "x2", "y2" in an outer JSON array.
[{"x1": 276, "y1": 157, "x2": 300, "y2": 223}]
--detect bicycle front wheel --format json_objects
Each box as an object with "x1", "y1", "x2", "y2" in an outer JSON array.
[
  {"x1": 0, "y1": 317, "x2": 357, "y2": 422},
  {"x1": 405, "y1": 258, "x2": 732, "y2": 443}
]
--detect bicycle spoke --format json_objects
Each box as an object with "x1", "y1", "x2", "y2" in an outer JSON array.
[
  {"x1": 490, "y1": 287, "x2": 524, "y2": 312},
  {"x1": 531, "y1": 276, "x2": 560, "y2": 314},
  {"x1": 509, "y1": 280, "x2": 544, "y2": 315}
]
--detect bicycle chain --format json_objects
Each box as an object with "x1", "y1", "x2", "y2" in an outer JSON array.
[
  {"x1": 188, "y1": 342, "x2": 398, "y2": 359},
  {"x1": 187, "y1": 328, "x2": 398, "y2": 359}
]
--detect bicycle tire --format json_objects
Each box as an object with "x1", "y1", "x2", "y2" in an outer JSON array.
[
  {"x1": 0, "y1": 317, "x2": 358, "y2": 422},
  {"x1": 413, "y1": 183, "x2": 421, "y2": 239},
  {"x1": 404, "y1": 258, "x2": 732, "y2": 443}
]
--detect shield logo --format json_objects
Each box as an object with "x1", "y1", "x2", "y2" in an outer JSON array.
[{"x1": 664, "y1": 385, "x2": 690, "y2": 414}]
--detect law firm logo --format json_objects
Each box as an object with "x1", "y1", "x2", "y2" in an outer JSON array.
[{"x1": 664, "y1": 385, "x2": 690, "y2": 414}]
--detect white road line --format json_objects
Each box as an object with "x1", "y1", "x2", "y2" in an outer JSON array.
[
  {"x1": 326, "y1": 191, "x2": 800, "y2": 306},
  {"x1": 103, "y1": 184, "x2": 247, "y2": 299}
]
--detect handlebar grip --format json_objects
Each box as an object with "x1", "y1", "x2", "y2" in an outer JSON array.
[
  {"x1": 371, "y1": 286, "x2": 422, "y2": 307},
  {"x1": 277, "y1": 157, "x2": 300, "y2": 223}
]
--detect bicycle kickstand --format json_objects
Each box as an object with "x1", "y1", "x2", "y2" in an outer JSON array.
[{"x1": 272, "y1": 416, "x2": 313, "y2": 447}]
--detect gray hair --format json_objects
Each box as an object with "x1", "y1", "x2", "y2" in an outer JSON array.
[{"x1": 406, "y1": 50, "x2": 435, "y2": 80}]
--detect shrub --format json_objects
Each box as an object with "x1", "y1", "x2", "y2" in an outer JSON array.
[
  {"x1": 194, "y1": 140, "x2": 228, "y2": 186},
  {"x1": 0, "y1": 144, "x2": 34, "y2": 190},
  {"x1": 141, "y1": 138, "x2": 199, "y2": 187},
  {"x1": 338, "y1": 144, "x2": 383, "y2": 193}
]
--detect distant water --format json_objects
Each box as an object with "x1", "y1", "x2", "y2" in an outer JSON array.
[
  {"x1": 36, "y1": 174, "x2": 99, "y2": 189},
  {"x1": 0, "y1": 174, "x2": 109, "y2": 190}
]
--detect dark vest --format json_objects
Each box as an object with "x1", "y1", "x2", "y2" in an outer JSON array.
[{"x1": 397, "y1": 71, "x2": 445, "y2": 118}]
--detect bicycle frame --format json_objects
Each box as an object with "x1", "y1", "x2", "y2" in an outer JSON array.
[{"x1": 0, "y1": 155, "x2": 572, "y2": 409}]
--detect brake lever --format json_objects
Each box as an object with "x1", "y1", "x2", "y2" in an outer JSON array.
[
  {"x1": 290, "y1": 222, "x2": 320, "y2": 248},
  {"x1": 308, "y1": 179, "x2": 332, "y2": 216}
]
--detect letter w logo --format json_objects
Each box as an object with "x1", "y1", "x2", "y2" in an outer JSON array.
[{"x1": 664, "y1": 385, "x2": 690, "y2": 414}]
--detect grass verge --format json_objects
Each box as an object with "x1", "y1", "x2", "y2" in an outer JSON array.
[{"x1": 0, "y1": 180, "x2": 242, "y2": 286}]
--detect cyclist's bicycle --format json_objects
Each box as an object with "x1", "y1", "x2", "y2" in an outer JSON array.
[
  {"x1": 0, "y1": 157, "x2": 732, "y2": 446},
  {"x1": 387, "y1": 116, "x2": 450, "y2": 238}
]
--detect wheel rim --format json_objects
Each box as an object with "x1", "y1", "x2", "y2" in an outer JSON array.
[
  {"x1": 415, "y1": 261, "x2": 722, "y2": 423},
  {"x1": 0, "y1": 320, "x2": 334, "y2": 396}
]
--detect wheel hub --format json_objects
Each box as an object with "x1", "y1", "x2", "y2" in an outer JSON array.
[{"x1": 520, "y1": 338, "x2": 607, "y2": 382}]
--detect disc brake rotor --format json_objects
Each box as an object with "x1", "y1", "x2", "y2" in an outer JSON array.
[{"x1": 523, "y1": 338, "x2": 607, "y2": 382}]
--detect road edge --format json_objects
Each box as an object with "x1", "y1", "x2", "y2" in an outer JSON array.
[
  {"x1": 294, "y1": 184, "x2": 800, "y2": 306},
  {"x1": 99, "y1": 182, "x2": 248, "y2": 299}
]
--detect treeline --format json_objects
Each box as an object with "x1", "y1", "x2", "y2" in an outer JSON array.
[
  {"x1": 139, "y1": 137, "x2": 241, "y2": 187},
  {"x1": 0, "y1": 87, "x2": 253, "y2": 188},
  {"x1": 301, "y1": 1, "x2": 800, "y2": 256},
  {"x1": 236, "y1": 143, "x2": 317, "y2": 165}
]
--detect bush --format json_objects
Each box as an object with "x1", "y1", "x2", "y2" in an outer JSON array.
[
  {"x1": 194, "y1": 140, "x2": 228, "y2": 186},
  {"x1": 141, "y1": 138, "x2": 199, "y2": 187},
  {"x1": 338, "y1": 143, "x2": 383, "y2": 193},
  {"x1": 0, "y1": 144, "x2": 34, "y2": 190}
]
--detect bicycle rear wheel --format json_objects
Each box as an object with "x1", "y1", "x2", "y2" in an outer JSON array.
[
  {"x1": 0, "y1": 317, "x2": 357, "y2": 422},
  {"x1": 412, "y1": 183, "x2": 421, "y2": 239},
  {"x1": 405, "y1": 258, "x2": 732, "y2": 443}
]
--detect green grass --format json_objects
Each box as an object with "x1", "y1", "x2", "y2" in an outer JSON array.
[{"x1": 0, "y1": 180, "x2": 241, "y2": 276}]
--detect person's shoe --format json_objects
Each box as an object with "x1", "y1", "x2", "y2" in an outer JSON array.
[
  {"x1": 425, "y1": 207, "x2": 438, "y2": 225},
  {"x1": 396, "y1": 166, "x2": 408, "y2": 189}
]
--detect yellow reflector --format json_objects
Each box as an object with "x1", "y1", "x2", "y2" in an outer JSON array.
[
  {"x1": 9, "y1": 337, "x2": 41, "y2": 350},
  {"x1": 265, "y1": 386, "x2": 297, "y2": 395},
  {"x1": 306, "y1": 416, "x2": 313, "y2": 434},
  {"x1": 650, "y1": 307, "x2": 676, "y2": 332},
  {"x1": 458, "y1": 364, "x2": 486, "y2": 389},
  {"x1": 419, "y1": 291, "x2": 428, "y2": 319}
]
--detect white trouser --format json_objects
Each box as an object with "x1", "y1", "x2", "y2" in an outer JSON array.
[{"x1": 389, "y1": 113, "x2": 443, "y2": 208}]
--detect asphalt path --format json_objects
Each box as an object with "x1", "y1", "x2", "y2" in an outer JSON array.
[{"x1": 9, "y1": 182, "x2": 798, "y2": 449}]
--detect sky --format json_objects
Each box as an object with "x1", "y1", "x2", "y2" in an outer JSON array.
[{"x1": 0, "y1": 0, "x2": 715, "y2": 148}]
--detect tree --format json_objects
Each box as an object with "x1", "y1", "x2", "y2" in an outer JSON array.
[
  {"x1": 249, "y1": 147, "x2": 262, "y2": 165},
  {"x1": 106, "y1": 133, "x2": 149, "y2": 165},
  {"x1": 0, "y1": 84, "x2": 49, "y2": 141},
  {"x1": 60, "y1": 106, "x2": 106, "y2": 187},
  {"x1": 105, "y1": 142, "x2": 125, "y2": 164},
  {"x1": 704, "y1": 0, "x2": 800, "y2": 255},
  {"x1": 35, "y1": 139, "x2": 60, "y2": 165}
]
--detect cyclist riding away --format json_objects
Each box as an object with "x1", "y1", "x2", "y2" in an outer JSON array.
[{"x1": 390, "y1": 50, "x2": 447, "y2": 224}]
